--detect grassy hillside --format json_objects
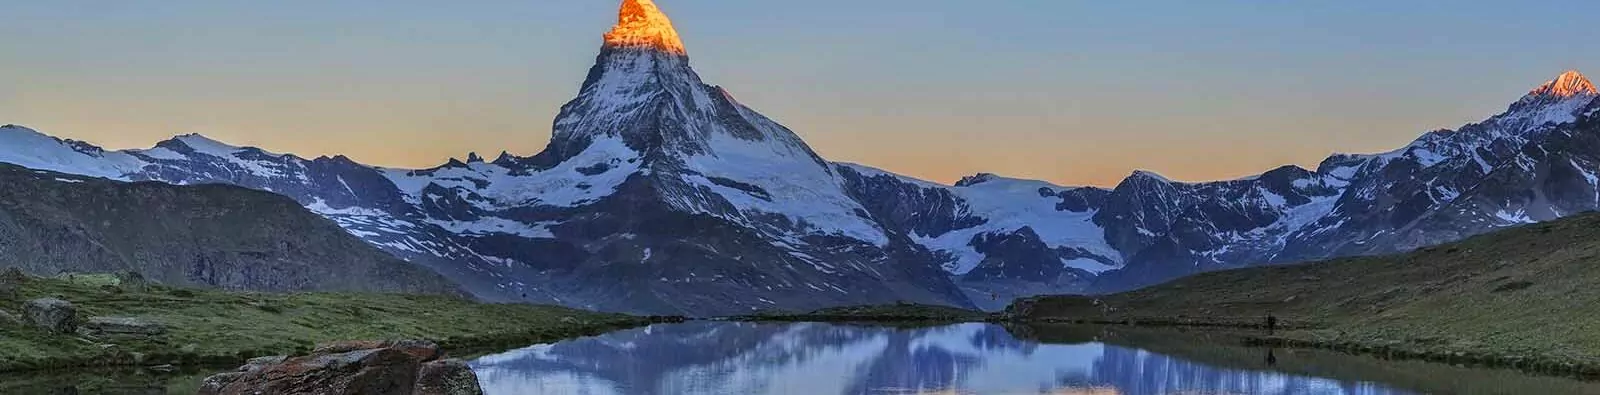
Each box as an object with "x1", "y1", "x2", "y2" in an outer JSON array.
[
  {"x1": 0, "y1": 272, "x2": 647, "y2": 373},
  {"x1": 1012, "y1": 212, "x2": 1600, "y2": 376},
  {"x1": 0, "y1": 163, "x2": 461, "y2": 296}
]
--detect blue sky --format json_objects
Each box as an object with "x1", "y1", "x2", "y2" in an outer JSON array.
[{"x1": 2, "y1": 1, "x2": 1595, "y2": 186}]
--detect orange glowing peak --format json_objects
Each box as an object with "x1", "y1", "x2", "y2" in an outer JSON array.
[
  {"x1": 604, "y1": 0, "x2": 686, "y2": 55},
  {"x1": 1530, "y1": 70, "x2": 1597, "y2": 98}
]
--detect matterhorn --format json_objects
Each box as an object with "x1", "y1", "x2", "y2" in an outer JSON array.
[{"x1": 0, "y1": 0, "x2": 1597, "y2": 315}]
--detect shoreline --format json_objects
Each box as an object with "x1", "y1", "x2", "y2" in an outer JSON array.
[
  {"x1": 0, "y1": 273, "x2": 664, "y2": 376},
  {"x1": 0, "y1": 318, "x2": 660, "y2": 374},
  {"x1": 10, "y1": 270, "x2": 1597, "y2": 384},
  {"x1": 1010, "y1": 316, "x2": 1600, "y2": 381},
  {"x1": 1243, "y1": 332, "x2": 1600, "y2": 380}
]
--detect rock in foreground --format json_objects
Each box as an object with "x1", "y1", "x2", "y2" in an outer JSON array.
[{"x1": 199, "y1": 340, "x2": 483, "y2": 395}]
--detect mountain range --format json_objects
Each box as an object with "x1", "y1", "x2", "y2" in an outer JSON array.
[
  {"x1": 1, "y1": 0, "x2": 1597, "y2": 314},
  {"x1": 0, "y1": 163, "x2": 463, "y2": 295}
]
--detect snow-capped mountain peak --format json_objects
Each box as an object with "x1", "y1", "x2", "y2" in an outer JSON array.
[
  {"x1": 605, "y1": 0, "x2": 686, "y2": 55},
  {"x1": 1497, "y1": 70, "x2": 1598, "y2": 128},
  {"x1": 2, "y1": 2, "x2": 1596, "y2": 317},
  {"x1": 1529, "y1": 69, "x2": 1596, "y2": 99}
]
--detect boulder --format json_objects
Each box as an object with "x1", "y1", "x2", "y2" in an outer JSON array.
[
  {"x1": 415, "y1": 359, "x2": 484, "y2": 395},
  {"x1": 389, "y1": 339, "x2": 443, "y2": 362},
  {"x1": 115, "y1": 270, "x2": 151, "y2": 293},
  {"x1": 81, "y1": 316, "x2": 167, "y2": 338},
  {"x1": 201, "y1": 339, "x2": 483, "y2": 395},
  {"x1": 197, "y1": 372, "x2": 247, "y2": 395},
  {"x1": 24, "y1": 298, "x2": 77, "y2": 334},
  {"x1": 239, "y1": 355, "x2": 287, "y2": 372}
]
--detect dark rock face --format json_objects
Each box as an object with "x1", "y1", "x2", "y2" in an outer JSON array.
[
  {"x1": 200, "y1": 340, "x2": 482, "y2": 395},
  {"x1": 0, "y1": 268, "x2": 21, "y2": 299},
  {"x1": 23, "y1": 298, "x2": 76, "y2": 334},
  {"x1": 0, "y1": 164, "x2": 463, "y2": 296}
]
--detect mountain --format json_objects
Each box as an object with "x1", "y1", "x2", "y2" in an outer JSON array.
[
  {"x1": 0, "y1": 0, "x2": 971, "y2": 315},
  {"x1": 840, "y1": 70, "x2": 1600, "y2": 306},
  {"x1": 0, "y1": 163, "x2": 463, "y2": 295},
  {"x1": 0, "y1": 0, "x2": 1597, "y2": 314}
]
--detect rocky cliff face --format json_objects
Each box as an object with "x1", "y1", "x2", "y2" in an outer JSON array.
[{"x1": 0, "y1": 163, "x2": 462, "y2": 296}]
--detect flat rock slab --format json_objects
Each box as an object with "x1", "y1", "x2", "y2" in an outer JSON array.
[{"x1": 82, "y1": 316, "x2": 167, "y2": 337}]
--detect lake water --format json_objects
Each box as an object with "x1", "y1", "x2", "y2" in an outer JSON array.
[
  {"x1": 9, "y1": 322, "x2": 1598, "y2": 394},
  {"x1": 469, "y1": 322, "x2": 1600, "y2": 395}
]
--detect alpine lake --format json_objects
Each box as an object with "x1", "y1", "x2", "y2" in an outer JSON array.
[{"x1": 11, "y1": 322, "x2": 1599, "y2": 394}]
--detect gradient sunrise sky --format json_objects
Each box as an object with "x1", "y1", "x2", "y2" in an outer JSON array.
[{"x1": 2, "y1": 1, "x2": 1596, "y2": 187}]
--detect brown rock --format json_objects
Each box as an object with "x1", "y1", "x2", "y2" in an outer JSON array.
[
  {"x1": 315, "y1": 340, "x2": 389, "y2": 355},
  {"x1": 389, "y1": 339, "x2": 444, "y2": 362},
  {"x1": 197, "y1": 372, "x2": 246, "y2": 395},
  {"x1": 415, "y1": 359, "x2": 484, "y2": 395},
  {"x1": 239, "y1": 355, "x2": 288, "y2": 372},
  {"x1": 203, "y1": 339, "x2": 477, "y2": 395},
  {"x1": 317, "y1": 339, "x2": 441, "y2": 361}
]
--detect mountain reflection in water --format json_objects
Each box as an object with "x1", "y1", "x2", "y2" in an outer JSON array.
[{"x1": 470, "y1": 322, "x2": 1416, "y2": 395}]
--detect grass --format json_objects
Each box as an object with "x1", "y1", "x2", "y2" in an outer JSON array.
[
  {"x1": 0, "y1": 273, "x2": 650, "y2": 373},
  {"x1": 1011, "y1": 212, "x2": 1600, "y2": 377}
]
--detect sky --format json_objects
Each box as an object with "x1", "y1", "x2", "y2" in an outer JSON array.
[{"x1": 1, "y1": 1, "x2": 1596, "y2": 187}]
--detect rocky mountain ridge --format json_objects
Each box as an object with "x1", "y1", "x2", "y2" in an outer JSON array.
[{"x1": 1, "y1": 0, "x2": 1596, "y2": 314}]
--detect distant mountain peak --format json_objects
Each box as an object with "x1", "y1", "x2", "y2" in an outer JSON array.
[
  {"x1": 955, "y1": 173, "x2": 1000, "y2": 187},
  {"x1": 1130, "y1": 170, "x2": 1174, "y2": 183},
  {"x1": 1529, "y1": 70, "x2": 1596, "y2": 98},
  {"x1": 1504, "y1": 70, "x2": 1597, "y2": 123},
  {"x1": 604, "y1": 0, "x2": 686, "y2": 55}
]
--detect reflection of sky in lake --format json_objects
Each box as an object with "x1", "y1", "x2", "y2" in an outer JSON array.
[{"x1": 469, "y1": 322, "x2": 1407, "y2": 395}]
